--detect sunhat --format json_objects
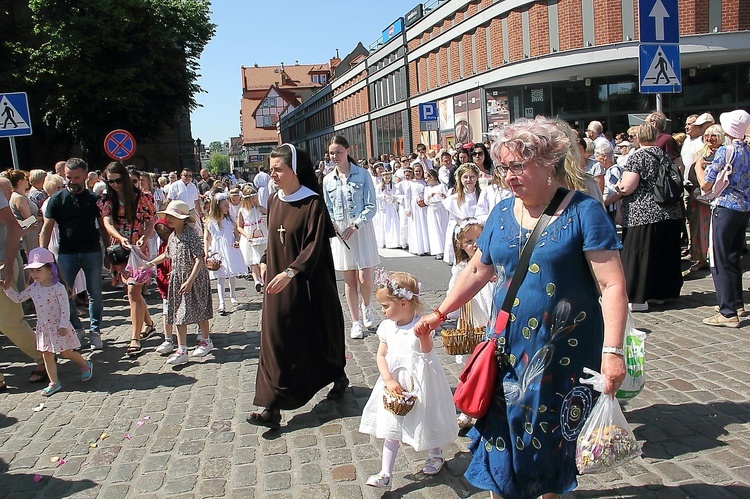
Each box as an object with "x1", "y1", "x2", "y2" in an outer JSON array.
[
  {"x1": 719, "y1": 110, "x2": 750, "y2": 139},
  {"x1": 157, "y1": 200, "x2": 195, "y2": 223}
]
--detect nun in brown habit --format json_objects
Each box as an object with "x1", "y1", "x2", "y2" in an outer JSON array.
[{"x1": 248, "y1": 143, "x2": 348, "y2": 430}]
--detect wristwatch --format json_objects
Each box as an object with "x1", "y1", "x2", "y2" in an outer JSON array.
[
  {"x1": 284, "y1": 268, "x2": 296, "y2": 279},
  {"x1": 602, "y1": 346, "x2": 625, "y2": 356}
]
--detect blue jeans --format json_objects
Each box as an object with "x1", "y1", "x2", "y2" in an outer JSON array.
[{"x1": 57, "y1": 251, "x2": 104, "y2": 334}]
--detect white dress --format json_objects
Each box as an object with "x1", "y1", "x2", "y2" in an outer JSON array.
[
  {"x1": 206, "y1": 218, "x2": 247, "y2": 278},
  {"x1": 406, "y1": 180, "x2": 430, "y2": 255},
  {"x1": 330, "y1": 185, "x2": 380, "y2": 271},
  {"x1": 442, "y1": 191, "x2": 479, "y2": 264},
  {"x1": 394, "y1": 180, "x2": 410, "y2": 248},
  {"x1": 376, "y1": 184, "x2": 401, "y2": 249},
  {"x1": 238, "y1": 206, "x2": 267, "y2": 265},
  {"x1": 475, "y1": 184, "x2": 513, "y2": 224},
  {"x1": 424, "y1": 183, "x2": 449, "y2": 256},
  {"x1": 359, "y1": 316, "x2": 459, "y2": 451},
  {"x1": 447, "y1": 261, "x2": 493, "y2": 328}
]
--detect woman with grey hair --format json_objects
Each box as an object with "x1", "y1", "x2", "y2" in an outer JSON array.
[{"x1": 416, "y1": 116, "x2": 627, "y2": 499}]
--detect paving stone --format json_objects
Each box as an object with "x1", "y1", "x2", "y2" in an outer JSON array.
[
  {"x1": 133, "y1": 472, "x2": 166, "y2": 493},
  {"x1": 178, "y1": 440, "x2": 206, "y2": 455},
  {"x1": 172, "y1": 456, "x2": 201, "y2": 477},
  {"x1": 261, "y1": 454, "x2": 292, "y2": 473},
  {"x1": 163, "y1": 474, "x2": 198, "y2": 495},
  {"x1": 331, "y1": 464, "x2": 356, "y2": 482},
  {"x1": 264, "y1": 472, "x2": 292, "y2": 491},
  {"x1": 202, "y1": 457, "x2": 232, "y2": 479},
  {"x1": 143, "y1": 453, "x2": 171, "y2": 471},
  {"x1": 233, "y1": 464, "x2": 258, "y2": 487}
]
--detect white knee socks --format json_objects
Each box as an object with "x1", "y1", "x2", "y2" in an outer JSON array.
[
  {"x1": 216, "y1": 277, "x2": 226, "y2": 307},
  {"x1": 381, "y1": 438, "x2": 400, "y2": 476}
]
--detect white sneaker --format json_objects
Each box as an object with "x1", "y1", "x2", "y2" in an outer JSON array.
[
  {"x1": 366, "y1": 473, "x2": 392, "y2": 490},
  {"x1": 230, "y1": 297, "x2": 238, "y2": 305},
  {"x1": 166, "y1": 348, "x2": 188, "y2": 365},
  {"x1": 155, "y1": 339, "x2": 175, "y2": 355},
  {"x1": 361, "y1": 304, "x2": 375, "y2": 329},
  {"x1": 350, "y1": 321, "x2": 366, "y2": 339},
  {"x1": 192, "y1": 338, "x2": 214, "y2": 357}
]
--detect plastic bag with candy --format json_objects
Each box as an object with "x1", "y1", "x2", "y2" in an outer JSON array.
[
  {"x1": 123, "y1": 247, "x2": 153, "y2": 285},
  {"x1": 576, "y1": 368, "x2": 641, "y2": 474}
]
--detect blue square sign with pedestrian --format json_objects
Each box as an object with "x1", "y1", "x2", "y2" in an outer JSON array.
[
  {"x1": 639, "y1": 44, "x2": 682, "y2": 94},
  {"x1": 0, "y1": 92, "x2": 32, "y2": 138}
]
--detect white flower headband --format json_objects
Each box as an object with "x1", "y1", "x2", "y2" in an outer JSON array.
[
  {"x1": 454, "y1": 217, "x2": 483, "y2": 235},
  {"x1": 215, "y1": 193, "x2": 229, "y2": 202},
  {"x1": 374, "y1": 267, "x2": 420, "y2": 300}
]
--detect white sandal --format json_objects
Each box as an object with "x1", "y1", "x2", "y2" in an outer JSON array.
[
  {"x1": 422, "y1": 453, "x2": 445, "y2": 475},
  {"x1": 366, "y1": 473, "x2": 392, "y2": 490}
]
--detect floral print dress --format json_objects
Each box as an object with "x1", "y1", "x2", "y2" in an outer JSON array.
[{"x1": 165, "y1": 228, "x2": 212, "y2": 326}]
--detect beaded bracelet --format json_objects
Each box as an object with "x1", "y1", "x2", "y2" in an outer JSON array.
[{"x1": 433, "y1": 308, "x2": 448, "y2": 323}]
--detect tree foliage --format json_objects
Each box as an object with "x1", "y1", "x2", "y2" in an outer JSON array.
[
  {"x1": 16, "y1": 0, "x2": 215, "y2": 160},
  {"x1": 207, "y1": 152, "x2": 228, "y2": 175},
  {"x1": 208, "y1": 140, "x2": 223, "y2": 154}
]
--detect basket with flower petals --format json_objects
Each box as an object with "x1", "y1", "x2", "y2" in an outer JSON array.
[{"x1": 441, "y1": 301, "x2": 485, "y2": 355}]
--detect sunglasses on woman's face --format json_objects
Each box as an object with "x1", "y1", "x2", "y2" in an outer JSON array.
[{"x1": 107, "y1": 177, "x2": 124, "y2": 185}]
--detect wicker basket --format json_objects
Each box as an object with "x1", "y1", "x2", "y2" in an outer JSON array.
[
  {"x1": 205, "y1": 252, "x2": 222, "y2": 271},
  {"x1": 383, "y1": 386, "x2": 417, "y2": 416},
  {"x1": 441, "y1": 301, "x2": 486, "y2": 355}
]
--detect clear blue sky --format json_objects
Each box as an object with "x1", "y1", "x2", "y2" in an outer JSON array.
[{"x1": 190, "y1": 0, "x2": 415, "y2": 145}]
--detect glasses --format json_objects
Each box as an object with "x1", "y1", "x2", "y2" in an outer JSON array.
[
  {"x1": 106, "y1": 178, "x2": 124, "y2": 185},
  {"x1": 628, "y1": 134, "x2": 636, "y2": 138},
  {"x1": 181, "y1": 174, "x2": 193, "y2": 178},
  {"x1": 704, "y1": 134, "x2": 719, "y2": 139},
  {"x1": 495, "y1": 161, "x2": 525, "y2": 176},
  {"x1": 471, "y1": 151, "x2": 484, "y2": 156}
]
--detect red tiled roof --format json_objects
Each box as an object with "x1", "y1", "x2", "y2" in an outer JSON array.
[{"x1": 242, "y1": 63, "x2": 329, "y2": 91}]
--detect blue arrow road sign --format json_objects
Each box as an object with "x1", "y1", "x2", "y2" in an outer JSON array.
[
  {"x1": 0, "y1": 92, "x2": 32, "y2": 138},
  {"x1": 639, "y1": 0, "x2": 679, "y2": 44},
  {"x1": 639, "y1": 44, "x2": 682, "y2": 94},
  {"x1": 419, "y1": 102, "x2": 438, "y2": 122}
]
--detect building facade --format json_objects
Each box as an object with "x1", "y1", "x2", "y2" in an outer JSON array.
[{"x1": 280, "y1": 0, "x2": 750, "y2": 161}]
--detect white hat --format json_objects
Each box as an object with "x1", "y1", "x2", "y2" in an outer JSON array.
[
  {"x1": 693, "y1": 113, "x2": 715, "y2": 126},
  {"x1": 157, "y1": 200, "x2": 195, "y2": 223},
  {"x1": 719, "y1": 110, "x2": 750, "y2": 139},
  {"x1": 616, "y1": 141, "x2": 631, "y2": 148}
]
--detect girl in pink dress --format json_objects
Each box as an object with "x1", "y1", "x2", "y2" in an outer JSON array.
[{"x1": 4, "y1": 248, "x2": 92, "y2": 396}]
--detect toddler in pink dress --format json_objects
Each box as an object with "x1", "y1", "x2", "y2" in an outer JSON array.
[{"x1": 4, "y1": 248, "x2": 92, "y2": 396}]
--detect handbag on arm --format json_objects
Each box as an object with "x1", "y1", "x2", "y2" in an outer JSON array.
[{"x1": 453, "y1": 187, "x2": 569, "y2": 419}]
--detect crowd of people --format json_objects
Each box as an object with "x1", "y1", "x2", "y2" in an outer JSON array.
[{"x1": 1, "y1": 107, "x2": 749, "y2": 498}]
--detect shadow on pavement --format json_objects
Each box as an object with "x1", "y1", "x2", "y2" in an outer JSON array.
[
  {"x1": 0, "y1": 457, "x2": 98, "y2": 498},
  {"x1": 572, "y1": 483, "x2": 750, "y2": 498},
  {"x1": 627, "y1": 401, "x2": 750, "y2": 459},
  {"x1": 0, "y1": 412, "x2": 18, "y2": 429}
]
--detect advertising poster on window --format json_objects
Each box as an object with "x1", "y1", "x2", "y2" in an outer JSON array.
[
  {"x1": 468, "y1": 89, "x2": 482, "y2": 145},
  {"x1": 486, "y1": 88, "x2": 511, "y2": 134},
  {"x1": 439, "y1": 97, "x2": 454, "y2": 149}
]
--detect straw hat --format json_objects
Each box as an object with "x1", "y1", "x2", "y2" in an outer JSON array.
[{"x1": 157, "y1": 200, "x2": 195, "y2": 223}]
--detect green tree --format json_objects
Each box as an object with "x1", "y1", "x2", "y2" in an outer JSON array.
[
  {"x1": 207, "y1": 152, "x2": 228, "y2": 175},
  {"x1": 208, "y1": 140, "x2": 223, "y2": 154},
  {"x1": 23, "y1": 0, "x2": 215, "y2": 162}
]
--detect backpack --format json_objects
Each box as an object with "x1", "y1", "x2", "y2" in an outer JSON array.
[{"x1": 645, "y1": 149, "x2": 683, "y2": 205}]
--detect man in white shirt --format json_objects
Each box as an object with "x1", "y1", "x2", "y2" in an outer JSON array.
[
  {"x1": 415, "y1": 143, "x2": 433, "y2": 170},
  {"x1": 167, "y1": 169, "x2": 202, "y2": 219},
  {"x1": 586, "y1": 120, "x2": 610, "y2": 155},
  {"x1": 681, "y1": 113, "x2": 714, "y2": 177},
  {"x1": 438, "y1": 151, "x2": 452, "y2": 188}
]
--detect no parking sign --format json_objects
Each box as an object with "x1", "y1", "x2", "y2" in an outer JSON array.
[{"x1": 104, "y1": 129, "x2": 137, "y2": 161}]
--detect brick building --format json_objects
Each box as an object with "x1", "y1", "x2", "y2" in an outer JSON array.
[{"x1": 280, "y1": 0, "x2": 750, "y2": 162}]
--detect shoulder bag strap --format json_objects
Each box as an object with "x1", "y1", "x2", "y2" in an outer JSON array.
[{"x1": 500, "y1": 187, "x2": 569, "y2": 313}]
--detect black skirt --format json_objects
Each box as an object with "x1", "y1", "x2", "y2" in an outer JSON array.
[{"x1": 621, "y1": 219, "x2": 683, "y2": 303}]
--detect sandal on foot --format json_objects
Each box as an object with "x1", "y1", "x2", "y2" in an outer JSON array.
[
  {"x1": 125, "y1": 341, "x2": 142, "y2": 357},
  {"x1": 29, "y1": 366, "x2": 49, "y2": 383},
  {"x1": 366, "y1": 473, "x2": 392, "y2": 490},
  {"x1": 141, "y1": 323, "x2": 157, "y2": 340},
  {"x1": 326, "y1": 376, "x2": 349, "y2": 400},
  {"x1": 81, "y1": 361, "x2": 93, "y2": 382},
  {"x1": 41, "y1": 381, "x2": 62, "y2": 397},
  {"x1": 246, "y1": 409, "x2": 281, "y2": 430},
  {"x1": 422, "y1": 453, "x2": 445, "y2": 475}
]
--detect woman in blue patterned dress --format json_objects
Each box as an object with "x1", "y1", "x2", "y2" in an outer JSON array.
[{"x1": 416, "y1": 116, "x2": 627, "y2": 499}]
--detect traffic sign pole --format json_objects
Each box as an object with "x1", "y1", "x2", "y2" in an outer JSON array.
[{"x1": 9, "y1": 137, "x2": 19, "y2": 170}]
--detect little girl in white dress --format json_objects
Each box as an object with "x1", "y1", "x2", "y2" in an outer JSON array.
[
  {"x1": 237, "y1": 184, "x2": 267, "y2": 293},
  {"x1": 204, "y1": 193, "x2": 247, "y2": 313},
  {"x1": 359, "y1": 269, "x2": 458, "y2": 491}
]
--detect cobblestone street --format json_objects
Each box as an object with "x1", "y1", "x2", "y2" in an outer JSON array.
[{"x1": 1, "y1": 252, "x2": 749, "y2": 498}]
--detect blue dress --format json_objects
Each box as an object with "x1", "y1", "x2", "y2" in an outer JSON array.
[{"x1": 465, "y1": 192, "x2": 622, "y2": 499}]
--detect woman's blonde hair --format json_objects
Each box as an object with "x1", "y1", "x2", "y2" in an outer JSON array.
[
  {"x1": 636, "y1": 123, "x2": 658, "y2": 144},
  {"x1": 698, "y1": 124, "x2": 727, "y2": 159},
  {"x1": 375, "y1": 271, "x2": 423, "y2": 313},
  {"x1": 43, "y1": 174, "x2": 64, "y2": 196},
  {"x1": 29, "y1": 169, "x2": 47, "y2": 186}
]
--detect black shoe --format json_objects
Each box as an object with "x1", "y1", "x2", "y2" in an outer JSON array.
[
  {"x1": 326, "y1": 376, "x2": 350, "y2": 400},
  {"x1": 434, "y1": 254, "x2": 443, "y2": 260},
  {"x1": 255, "y1": 282, "x2": 263, "y2": 293},
  {"x1": 246, "y1": 409, "x2": 281, "y2": 430}
]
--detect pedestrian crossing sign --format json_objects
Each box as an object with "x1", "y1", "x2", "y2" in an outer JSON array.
[
  {"x1": 639, "y1": 44, "x2": 682, "y2": 94},
  {"x1": 0, "y1": 92, "x2": 32, "y2": 138}
]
